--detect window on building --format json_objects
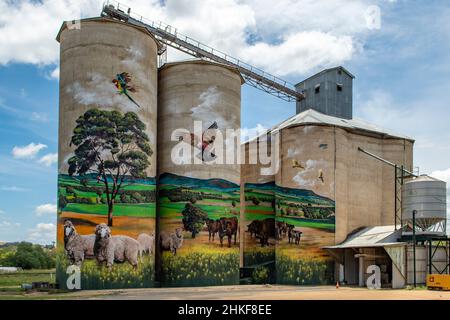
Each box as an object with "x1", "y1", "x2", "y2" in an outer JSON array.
[
  {"x1": 337, "y1": 84, "x2": 343, "y2": 92},
  {"x1": 315, "y1": 84, "x2": 320, "y2": 94}
]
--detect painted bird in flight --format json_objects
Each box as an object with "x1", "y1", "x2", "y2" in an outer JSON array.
[
  {"x1": 318, "y1": 169, "x2": 324, "y2": 183},
  {"x1": 292, "y1": 160, "x2": 305, "y2": 170},
  {"x1": 176, "y1": 121, "x2": 219, "y2": 161},
  {"x1": 112, "y1": 72, "x2": 141, "y2": 108}
]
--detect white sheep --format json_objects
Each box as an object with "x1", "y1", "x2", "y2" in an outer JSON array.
[
  {"x1": 93, "y1": 223, "x2": 140, "y2": 270},
  {"x1": 63, "y1": 220, "x2": 95, "y2": 266},
  {"x1": 159, "y1": 228, "x2": 183, "y2": 255},
  {"x1": 137, "y1": 233, "x2": 155, "y2": 259}
]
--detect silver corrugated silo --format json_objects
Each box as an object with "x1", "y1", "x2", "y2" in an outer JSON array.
[{"x1": 402, "y1": 175, "x2": 447, "y2": 235}]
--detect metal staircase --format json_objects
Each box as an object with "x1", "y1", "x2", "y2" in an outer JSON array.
[{"x1": 101, "y1": 0, "x2": 304, "y2": 102}]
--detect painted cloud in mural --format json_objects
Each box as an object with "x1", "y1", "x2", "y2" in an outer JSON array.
[
  {"x1": 292, "y1": 159, "x2": 326, "y2": 188},
  {"x1": 191, "y1": 86, "x2": 237, "y2": 130},
  {"x1": 65, "y1": 45, "x2": 155, "y2": 146}
]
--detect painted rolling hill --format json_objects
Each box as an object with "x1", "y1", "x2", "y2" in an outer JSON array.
[{"x1": 159, "y1": 173, "x2": 239, "y2": 191}]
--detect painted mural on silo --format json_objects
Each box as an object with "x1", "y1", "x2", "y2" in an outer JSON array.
[
  {"x1": 157, "y1": 61, "x2": 243, "y2": 287},
  {"x1": 275, "y1": 125, "x2": 336, "y2": 285},
  {"x1": 56, "y1": 18, "x2": 159, "y2": 290},
  {"x1": 241, "y1": 139, "x2": 276, "y2": 284}
]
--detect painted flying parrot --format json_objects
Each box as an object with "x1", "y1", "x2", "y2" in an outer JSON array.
[
  {"x1": 176, "y1": 121, "x2": 219, "y2": 161},
  {"x1": 112, "y1": 72, "x2": 141, "y2": 108}
]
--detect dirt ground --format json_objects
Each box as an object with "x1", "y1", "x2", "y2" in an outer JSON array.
[
  {"x1": 3, "y1": 285, "x2": 450, "y2": 300},
  {"x1": 58, "y1": 212, "x2": 155, "y2": 239}
]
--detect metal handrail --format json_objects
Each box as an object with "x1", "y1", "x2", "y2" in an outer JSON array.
[{"x1": 101, "y1": 0, "x2": 303, "y2": 102}]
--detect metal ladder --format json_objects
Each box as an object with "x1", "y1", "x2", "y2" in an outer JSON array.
[{"x1": 101, "y1": 0, "x2": 304, "y2": 102}]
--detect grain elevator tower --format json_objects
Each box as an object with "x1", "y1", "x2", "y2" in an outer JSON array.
[{"x1": 295, "y1": 66, "x2": 354, "y2": 119}]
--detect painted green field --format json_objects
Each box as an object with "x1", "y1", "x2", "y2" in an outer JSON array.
[
  {"x1": 64, "y1": 203, "x2": 155, "y2": 217},
  {"x1": 276, "y1": 216, "x2": 335, "y2": 231},
  {"x1": 159, "y1": 202, "x2": 238, "y2": 220}
]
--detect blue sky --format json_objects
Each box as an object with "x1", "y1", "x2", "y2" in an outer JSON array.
[{"x1": 0, "y1": 0, "x2": 449, "y2": 243}]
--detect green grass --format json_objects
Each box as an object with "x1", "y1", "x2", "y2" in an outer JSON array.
[
  {"x1": 276, "y1": 216, "x2": 335, "y2": 231},
  {"x1": 159, "y1": 202, "x2": 238, "y2": 220},
  {"x1": 244, "y1": 213, "x2": 274, "y2": 221},
  {"x1": 245, "y1": 205, "x2": 273, "y2": 212},
  {"x1": 0, "y1": 269, "x2": 55, "y2": 288},
  {"x1": 65, "y1": 203, "x2": 156, "y2": 217}
]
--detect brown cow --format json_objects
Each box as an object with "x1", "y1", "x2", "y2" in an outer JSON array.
[
  {"x1": 206, "y1": 219, "x2": 220, "y2": 241},
  {"x1": 259, "y1": 218, "x2": 275, "y2": 247},
  {"x1": 218, "y1": 217, "x2": 238, "y2": 248}
]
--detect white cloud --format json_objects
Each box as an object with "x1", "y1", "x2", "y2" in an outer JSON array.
[
  {"x1": 12, "y1": 143, "x2": 47, "y2": 159},
  {"x1": 241, "y1": 124, "x2": 268, "y2": 142},
  {"x1": 28, "y1": 223, "x2": 56, "y2": 244},
  {"x1": 0, "y1": 220, "x2": 21, "y2": 228},
  {"x1": 1, "y1": 186, "x2": 28, "y2": 192},
  {"x1": 241, "y1": 32, "x2": 355, "y2": 76},
  {"x1": 35, "y1": 203, "x2": 57, "y2": 216},
  {"x1": 30, "y1": 112, "x2": 49, "y2": 122},
  {"x1": 430, "y1": 168, "x2": 450, "y2": 185},
  {"x1": 0, "y1": 0, "x2": 91, "y2": 65},
  {"x1": 49, "y1": 67, "x2": 60, "y2": 80},
  {"x1": 0, "y1": 210, "x2": 5, "y2": 215},
  {"x1": 38, "y1": 153, "x2": 58, "y2": 167},
  {"x1": 430, "y1": 168, "x2": 450, "y2": 216},
  {"x1": 0, "y1": 0, "x2": 389, "y2": 78}
]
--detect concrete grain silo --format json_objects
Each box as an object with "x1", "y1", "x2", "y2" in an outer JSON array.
[
  {"x1": 157, "y1": 60, "x2": 243, "y2": 287},
  {"x1": 56, "y1": 17, "x2": 160, "y2": 290},
  {"x1": 240, "y1": 134, "x2": 276, "y2": 283},
  {"x1": 271, "y1": 109, "x2": 413, "y2": 286}
]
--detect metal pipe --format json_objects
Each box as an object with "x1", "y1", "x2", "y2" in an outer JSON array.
[
  {"x1": 395, "y1": 164, "x2": 398, "y2": 230},
  {"x1": 413, "y1": 209, "x2": 417, "y2": 288},
  {"x1": 429, "y1": 239, "x2": 432, "y2": 274},
  {"x1": 357, "y1": 147, "x2": 417, "y2": 177}
]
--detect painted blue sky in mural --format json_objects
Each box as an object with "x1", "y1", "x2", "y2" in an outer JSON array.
[{"x1": 0, "y1": 0, "x2": 449, "y2": 243}]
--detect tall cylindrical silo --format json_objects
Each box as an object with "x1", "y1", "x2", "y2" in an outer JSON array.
[
  {"x1": 157, "y1": 60, "x2": 243, "y2": 287},
  {"x1": 274, "y1": 124, "x2": 336, "y2": 285},
  {"x1": 402, "y1": 175, "x2": 447, "y2": 235},
  {"x1": 56, "y1": 18, "x2": 160, "y2": 290},
  {"x1": 241, "y1": 135, "x2": 276, "y2": 284}
]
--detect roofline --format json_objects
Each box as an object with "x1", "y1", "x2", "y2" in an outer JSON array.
[
  {"x1": 56, "y1": 17, "x2": 163, "y2": 50},
  {"x1": 295, "y1": 66, "x2": 355, "y2": 87},
  {"x1": 240, "y1": 120, "x2": 415, "y2": 147},
  {"x1": 323, "y1": 242, "x2": 407, "y2": 250},
  {"x1": 159, "y1": 59, "x2": 246, "y2": 84}
]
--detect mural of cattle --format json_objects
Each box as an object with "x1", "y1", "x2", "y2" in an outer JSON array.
[
  {"x1": 206, "y1": 219, "x2": 221, "y2": 241},
  {"x1": 218, "y1": 217, "x2": 238, "y2": 248}
]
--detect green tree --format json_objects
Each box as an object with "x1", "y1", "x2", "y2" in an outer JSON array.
[
  {"x1": 68, "y1": 109, "x2": 152, "y2": 226},
  {"x1": 181, "y1": 203, "x2": 208, "y2": 238},
  {"x1": 10, "y1": 242, "x2": 55, "y2": 270}
]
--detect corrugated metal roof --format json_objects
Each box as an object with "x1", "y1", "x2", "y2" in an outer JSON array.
[
  {"x1": 270, "y1": 109, "x2": 414, "y2": 141},
  {"x1": 295, "y1": 66, "x2": 355, "y2": 86},
  {"x1": 324, "y1": 225, "x2": 404, "y2": 249}
]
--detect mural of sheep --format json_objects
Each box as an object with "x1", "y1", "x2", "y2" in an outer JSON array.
[
  {"x1": 160, "y1": 228, "x2": 183, "y2": 255},
  {"x1": 63, "y1": 220, "x2": 95, "y2": 266},
  {"x1": 93, "y1": 223, "x2": 140, "y2": 270},
  {"x1": 137, "y1": 233, "x2": 155, "y2": 258}
]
